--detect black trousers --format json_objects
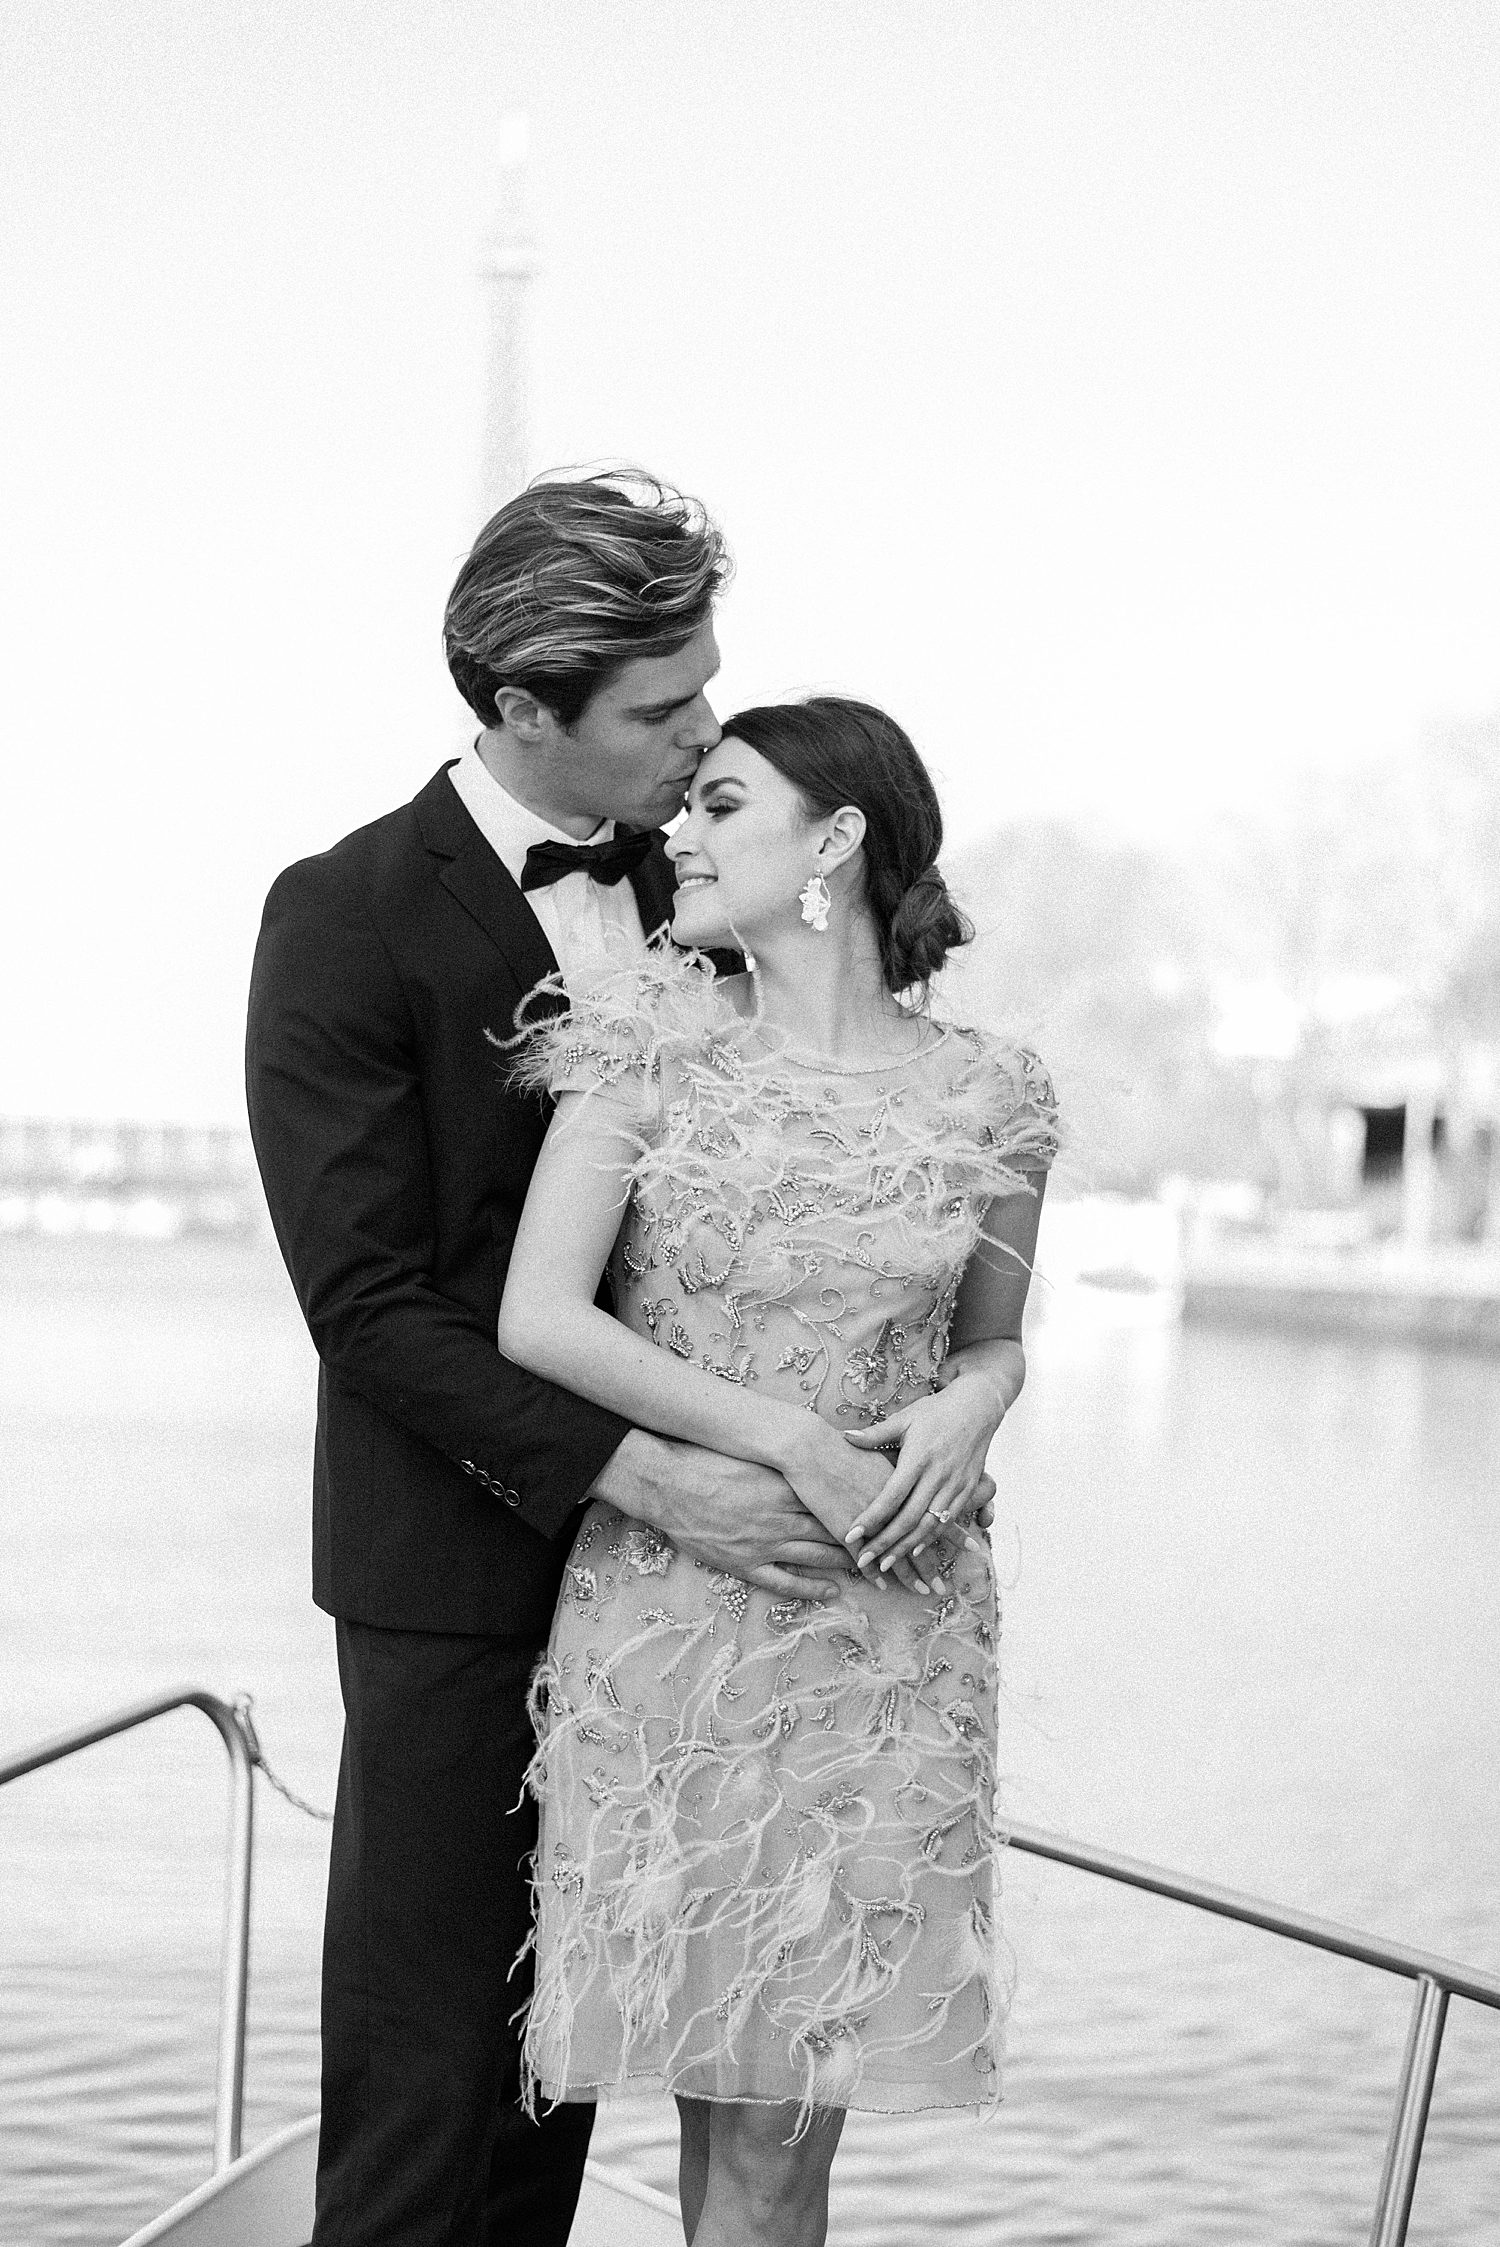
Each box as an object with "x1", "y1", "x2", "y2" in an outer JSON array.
[{"x1": 313, "y1": 1621, "x2": 595, "y2": 2247}]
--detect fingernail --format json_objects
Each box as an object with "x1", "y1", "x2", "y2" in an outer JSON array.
[
  {"x1": 930, "y1": 1575, "x2": 947, "y2": 1594},
  {"x1": 911, "y1": 1543, "x2": 926, "y2": 1560},
  {"x1": 963, "y1": 1533, "x2": 986, "y2": 1554}
]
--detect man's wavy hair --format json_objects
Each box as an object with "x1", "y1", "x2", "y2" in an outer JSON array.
[{"x1": 443, "y1": 469, "x2": 732, "y2": 729}]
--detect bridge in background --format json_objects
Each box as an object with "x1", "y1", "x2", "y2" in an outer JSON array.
[{"x1": 0, "y1": 1116, "x2": 266, "y2": 1240}]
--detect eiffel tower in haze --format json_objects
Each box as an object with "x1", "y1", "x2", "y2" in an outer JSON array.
[
  {"x1": 475, "y1": 113, "x2": 539, "y2": 524},
  {"x1": 0, "y1": 149, "x2": 544, "y2": 1242}
]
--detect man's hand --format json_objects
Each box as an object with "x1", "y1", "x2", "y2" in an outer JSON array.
[
  {"x1": 589, "y1": 1433, "x2": 998, "y2": 1602},
  {"x1": 589, "y1": 1432, "x2": 857, "y2": 1601}
]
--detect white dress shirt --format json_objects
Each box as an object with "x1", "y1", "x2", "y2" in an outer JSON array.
[{"x1": 447, "y1": 740, "x2": 651, "y2": 986}]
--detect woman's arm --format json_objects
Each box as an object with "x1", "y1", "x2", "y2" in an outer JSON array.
[
  {"x1": 497, "y1": 1088, "x2": 888, "y2": 1549},
  {"x1": 842, "y1": 1173, "x2": 1048, "y2": 1568}
]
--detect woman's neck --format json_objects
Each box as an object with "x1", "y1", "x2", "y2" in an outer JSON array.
[{"x1": 727, "y1": 918, "x2": 923, "y2": 1065}]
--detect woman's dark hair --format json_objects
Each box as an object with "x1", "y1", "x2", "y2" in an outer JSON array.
[{"x1": 721, "y1": 696, "x2": 973, "y2": 994}]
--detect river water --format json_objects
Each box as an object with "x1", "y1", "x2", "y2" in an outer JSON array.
[{"x1": 1, "y1": 1228, "x2": 1497, "y2": 2246}]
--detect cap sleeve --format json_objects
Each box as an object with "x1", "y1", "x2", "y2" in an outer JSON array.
[
  {"x1": 931, "y1": 1030, "x2": 1059, "y2": 1200},
  {"x1": 990, "y1": 1045, "x2": 1060, "y2": 1175},
  {"x1": 499, "y1": 946, "x2": 732, "y2": 1122}
]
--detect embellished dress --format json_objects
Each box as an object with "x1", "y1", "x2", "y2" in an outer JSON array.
[{"x1": 511, "y1": 950, "x2": 1057, "y2": 2126}]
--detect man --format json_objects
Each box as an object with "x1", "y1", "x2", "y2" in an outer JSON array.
[{"x1": 243, "y1": 473, "x2": 864, "y2": 2247}]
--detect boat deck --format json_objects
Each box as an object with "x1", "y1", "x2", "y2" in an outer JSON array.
[{"x1": 119, "y1": 2116, "x2": 682, "y2": 2247}]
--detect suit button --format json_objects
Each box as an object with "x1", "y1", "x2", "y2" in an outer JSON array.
[{"x1": 503, "y1": 1487, "x2": 522, "y2": 1510}]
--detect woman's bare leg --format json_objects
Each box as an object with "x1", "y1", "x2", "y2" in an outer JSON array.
[
  {"x1": 690, "y1": 2100, "x2": 846, "y2": 2247},
  {"x1": 676, "y1": 2095, "x2": 713, "y2": 2242}
]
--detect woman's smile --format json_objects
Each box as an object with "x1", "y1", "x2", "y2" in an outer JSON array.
[{"x1": 664, "y1": 735, "x2": 822, "y2": 949}]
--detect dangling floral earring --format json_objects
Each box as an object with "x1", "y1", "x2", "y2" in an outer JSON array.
[{"x1": 798, "y1": 869, "x2": 832, "y2": 932}]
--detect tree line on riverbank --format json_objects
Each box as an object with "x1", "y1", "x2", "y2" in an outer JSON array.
[{"x1": 944, "y1": 716, "x2": 1500, "y2": 1201}]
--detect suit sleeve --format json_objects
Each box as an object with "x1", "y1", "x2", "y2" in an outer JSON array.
[{"x1": 245, "y1": 856, "x2": 629, "y2": 1540}]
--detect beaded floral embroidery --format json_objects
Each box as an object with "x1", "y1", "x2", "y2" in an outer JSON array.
[{"x1": 507, "y1": 946, "x2": 1057, "y2": 2130}]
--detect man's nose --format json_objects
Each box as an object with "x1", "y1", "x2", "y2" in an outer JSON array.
[{"x1": 679, "y1": 695, "x2": 721, "y2": 751}]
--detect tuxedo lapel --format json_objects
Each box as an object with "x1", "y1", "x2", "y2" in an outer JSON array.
[
  {"x1": 412, "y1": 765, "x2": 559, "y2": 997},
  {"x1": 412, "y1": 770, "x2": 730, "y2": 988}
]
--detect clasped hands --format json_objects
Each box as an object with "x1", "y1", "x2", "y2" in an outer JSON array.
[
  {"x1": 615, "y1": 1378, "x2": 1005, "y2": 1604},
  {"x1": 774, "y1": 1375, "x2": 1005, "y2": 1599}
]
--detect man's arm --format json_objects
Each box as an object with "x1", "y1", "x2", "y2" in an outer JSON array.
[
  {"x1": 245, "y1": 855, "x2": 625, "y2": 1539},
  {"x1": 589, "y1": 1433, "x2": 860, "y2": 1602}
]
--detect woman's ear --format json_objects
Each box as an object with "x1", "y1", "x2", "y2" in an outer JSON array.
[{"x1": 818, "y1": 805, "x2": 866, "y2": 874}]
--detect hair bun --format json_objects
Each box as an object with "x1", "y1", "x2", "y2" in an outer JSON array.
[{"x1": 886, "y1": 865, "x2": 972, "y2": 992}]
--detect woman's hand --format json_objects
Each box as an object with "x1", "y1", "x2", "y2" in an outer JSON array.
[
  {"x1": 840, "y1": 1377, "x2": 1005, "y2": 1577},
  {"x1": 775, "y1": 1411, "x2": 949, "y2": 1597}
]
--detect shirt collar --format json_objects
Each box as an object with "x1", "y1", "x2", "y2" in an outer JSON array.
[{"x1": 447, "y1": 739, "x2": 612, "y2": 887}]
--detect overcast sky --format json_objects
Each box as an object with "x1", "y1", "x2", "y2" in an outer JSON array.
[{"x1": 3, "y1": 1, "x2": 1498, "y2": 1119}]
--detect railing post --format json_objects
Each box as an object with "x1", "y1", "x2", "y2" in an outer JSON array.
[
  {"x1": 1369, "y1": 1973, "x2": 1449, "y2": 2247},
  {"x1": 211, "y1": 1705, "x2": 255, "y2": 2170}
]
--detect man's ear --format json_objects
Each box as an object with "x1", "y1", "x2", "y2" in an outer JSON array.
[
  {"x1": 492, "y1": 684, "x2": 554, "y2": 741},
  {"x1": 818, "y1": 805, "x2": 867, "y2": 876}
]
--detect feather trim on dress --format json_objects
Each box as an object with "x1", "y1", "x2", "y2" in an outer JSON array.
[{"x1": 502, "y1": 940, "x2": 1056, "y2": 2127}]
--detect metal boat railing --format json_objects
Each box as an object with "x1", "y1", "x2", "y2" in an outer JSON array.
[
  {"x1": 3, "y1": 1691, "x2": 1498, "y2": 2240},
  {"x1": 0, "y1": 1687, "x2": 255, "y2": 2171},
  {"x1": 1005, "y1": 1818, "x2": 1500, "y2": 2247}
]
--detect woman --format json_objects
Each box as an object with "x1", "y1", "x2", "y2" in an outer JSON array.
[{"x1": 497, "y1": 697, "x2": 1057, "y2": 2247}]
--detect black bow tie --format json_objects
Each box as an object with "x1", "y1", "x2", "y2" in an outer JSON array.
[{"x1": 519, "y1": 828, "x2": 656, "y2": 894}]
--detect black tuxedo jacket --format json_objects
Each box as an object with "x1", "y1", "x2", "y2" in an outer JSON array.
[{"x1": 245, "y1": 761, "x2": 683, "y2": 1638}]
